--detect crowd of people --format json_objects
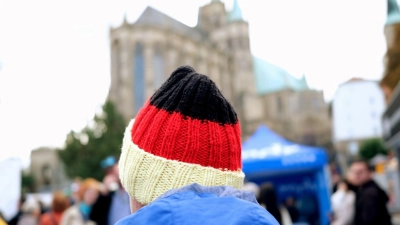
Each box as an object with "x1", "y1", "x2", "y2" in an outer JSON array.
[
  {"x1": 4, "y1": 156, "x2": 130, "y2": 225},
  {"x1": 330, "y1": 159, "x2": 392, "y2": 225},
  {"x1": 2, "y1": 66, "x2": 281, "y2": 225},
  {"x1": 0, "y1": 65, "x2": 395, "y2": 225}
]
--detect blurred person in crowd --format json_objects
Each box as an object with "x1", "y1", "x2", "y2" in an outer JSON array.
[
  {"x1": 38, "y1": 200, "x2": 49, "y2": 215},
  {"x1": 330, "y1": 180, "x2": 355, "y2": 225},
  {"x1": 40, "y1": 191, "x2": 70, "y2": 225},
  {"x1": 259, "y1": 183, "x2": 293, "y2": 225},
  {"x1": 296, "y1": 195, "x2": 319, "y2": 225},
  {"x1": 60, "y1": 178, "x2": 101, "y2": 225},
  {"x1": 115, "y1": 66, "x2": 278, "y2": 225},
  {"x1": 8, "y1": 196, "x2": 26, "y2": 225},
  {"x1": 17, "y1": 199, "x2": 41, "y2": 225},
  {"x1": 90, "y1": 156, "x2": 130, "y2": 225},
  {"x1": 344, "y1": 170, "x2": 358, "y2": 193},
  {"x1": 70, "y1": 177, "x2": 82, "y2": 205},
  {"x1": 348, "y1": 159, "x2": 391, "y2": 225},
  {"x1": 101, "y1": 156, "x2": 120, "y2": 191},
  {"x1": 62, "y1": 189, "x2": 74, "y2": 207},
  {"x1": 284, "y1": 197, "x2": 299, "y2": 222},
  {"x1": 331, "y1": 172, "x2": 341, "y2": 193}
]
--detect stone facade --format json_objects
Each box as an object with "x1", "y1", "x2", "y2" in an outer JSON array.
[
  {"x1": 382, "y1": 0, "x2": 400, "y2": 102},
  {"x1": 260, "y1": 89, "x2": 331, "y2": 146},
  {"x1": 108, "y1": 0, "x2": 331, "y2": 144},
  {"x1": 30, "y1": 147, "x2": 69, "y2": 192}
]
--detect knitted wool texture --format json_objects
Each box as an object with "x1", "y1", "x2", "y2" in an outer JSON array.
[{"x1": 119, "y1": 66, "x2": 245, "y2": 205}]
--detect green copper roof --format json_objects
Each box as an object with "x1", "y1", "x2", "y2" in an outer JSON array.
[
  {"x1": 253, "y1": 56, "x2": 309, "y2": 95},
  {"x1": 227, "y1": 0, "x2": 243, "y2": 22},
  {"x1": 387, "y1": 0, "x2": 400, "y2": 25}
]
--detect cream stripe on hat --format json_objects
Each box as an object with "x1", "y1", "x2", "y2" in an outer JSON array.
[{"x1": 119, "y1": 119, "x2": 245, "y2": 205}]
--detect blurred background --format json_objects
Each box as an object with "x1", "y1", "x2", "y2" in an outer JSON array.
[{"x1": 1, "y1": 0, "x2": 400, "y2": 225}]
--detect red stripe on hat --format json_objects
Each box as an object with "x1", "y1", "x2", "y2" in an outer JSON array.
[{"x1": 131, "y1": 102, "x2": 242, "y2": 171}]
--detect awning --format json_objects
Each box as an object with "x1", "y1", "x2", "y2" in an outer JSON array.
[{"x1": 242, "y1": 125, "x2": 328, "y2": 178}]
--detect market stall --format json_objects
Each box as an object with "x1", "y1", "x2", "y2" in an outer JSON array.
[{"x1": 242, "y1": 125, "x2": 331, "y2": 225}]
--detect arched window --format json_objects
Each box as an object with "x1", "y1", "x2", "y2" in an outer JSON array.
[
  {"x1": 277, "y1": 96, "x2": 283, "y2": 114},
  {"x1": 153, "y1": 46, "x2": 164, "y2": 89},
  {"x1": 112, "y1": 41, "x2": 121, "y2": 86},
  {"x1": 134, "y1": 43, "x2": 145, "y2": 114},
  {"x1": 42, "y1": 164, "x2": 52, "y2": 186}
]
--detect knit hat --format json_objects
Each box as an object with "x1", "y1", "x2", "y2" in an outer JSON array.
[{"x1": 119, "y1": 65, "x2": 244, "y2": 205}]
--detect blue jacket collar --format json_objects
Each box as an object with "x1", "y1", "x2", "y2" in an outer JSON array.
[{"x1": 156, "y1": 183, "x2": 258, "y2": 204}]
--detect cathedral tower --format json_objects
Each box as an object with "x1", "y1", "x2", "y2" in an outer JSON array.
[
  {"x1": 197, "y1": 0, "x2": 227, "y2": 33},
  {"x1": 208, "y1": 0, "x2": 262, "y2": 135},
  {"x1": 382, "y1": 0, "x2": 400, "y2": 101}
]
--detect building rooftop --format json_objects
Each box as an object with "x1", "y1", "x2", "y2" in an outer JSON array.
[
  {"x1": 132, "y1": 5, "x2": 310, "y2": 96},
  {"x1": 253, "y1": 56, "x2": 309, "y2": 95},
  {"x1": 345, "y1": 78, "x2": 365, "y2": 83},
  {"x1": 134, "y1": 6, "x2": 206, "y2": 42},
  {"x1": 227, "y1": 0, "x2": 243, "y2": 22},
  {"x1": 340, "y1": 78, "x2": 379, "y2": 86},
  {"x1": 387, "y1": 0, "x2": 400, "y2": 25}
]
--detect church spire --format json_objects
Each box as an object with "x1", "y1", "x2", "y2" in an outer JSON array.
[
  {"x1": 123, "y1": 12, "x2": 128, "y2": 25},
  {"x1": 388, "y1": 0, "x2": 400, "y2": 14},
  {"x1": 387, "y1": 0, "x2": 400, "y2": 25},
  {"x1": 227, "y1": 0, "x2": 243, "y2": 22}
]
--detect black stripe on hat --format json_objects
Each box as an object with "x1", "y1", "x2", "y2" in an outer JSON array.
[{"x1": 149, "y1": 66, "x2": 238, "y2": 125}]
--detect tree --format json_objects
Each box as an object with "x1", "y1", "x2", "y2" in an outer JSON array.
[
  {"x1": 58, "y1": 101, "x2": 126, "y2": 181},
  {"x1": 21, "y1": 172, "x2": 35, "y2": 193},
  {"x1": 358, "y1": 138, "x2": 389, "y2": 160}
]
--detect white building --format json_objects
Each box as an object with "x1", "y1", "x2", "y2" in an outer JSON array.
[{"x1": 332, "y1": 78, "x2": 385, "y2": 156}]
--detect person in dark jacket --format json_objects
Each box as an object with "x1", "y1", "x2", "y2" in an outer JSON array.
[
  {"x1": 348, "y1": 159, "x2": 391, "y2": 225},
  {"x1": 259, "y1": 183, "x2": 282, "y2": 224},
  {"x1": 8, "y1": 196, "x2": 26, "y2": 225},
  {"x1": 115, "y1": 66, "x2": 278, "y2": 225},
  {"x1": 285, "y1": 197, "x2": 299, "y2": 222},
  {"x1": 90, "y1": 157, "x2": 130, "y2": 225}
]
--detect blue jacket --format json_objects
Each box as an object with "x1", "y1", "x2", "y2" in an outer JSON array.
[{"x1": 116, "y1": 183, "x2": 279, "y2": 225}]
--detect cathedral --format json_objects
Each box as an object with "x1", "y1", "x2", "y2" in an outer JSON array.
[
  {"x1": 108, "y1": 0, "x2": 331, "y2": 145},
  {"x1": 382, "y1": 0, "x2": 400, "y2": 101}
]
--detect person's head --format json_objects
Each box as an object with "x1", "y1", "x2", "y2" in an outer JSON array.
[
  {"x1": 337, "y1": 179, "x2": 350, "y2": 192},
  {"x1": 110, "y1": 163, "x2": 119, "y2": 177},
  {"x1": 77, "y1": 178, "x2": 101, "y2": 205},
  {"x1": 51, "y1": 191, "x2": 70, "y2": 213},
  {"x1": 348, "y1": 159, "x2": 373, "y2": 186},
  {"x1": 259, "y1": 183, "x2": 278, "y2": 207},
  {"x1": 21, "y1": 199, "x2": 40, "y2": 217},
  {"x1": 118, "y1": 66, "x2": 244, "y2": 212},
  {"x1": 259, "y1": 183, "x2": 282, "y2": 224},
  {"x1": 101, "y1": 156, "x2": 119, "y2": 176},
  {"x1": 285, "y1": 197, "x2": 295, "y2": 207}
]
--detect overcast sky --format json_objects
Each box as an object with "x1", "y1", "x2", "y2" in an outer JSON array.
[{"x1": 0, "y1": 0, "x2": 388, "y2": 165}]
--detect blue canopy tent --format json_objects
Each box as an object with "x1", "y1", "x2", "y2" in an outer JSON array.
[{"x1": 242, "y1": 125, "x2": 331, "y2": 225}]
